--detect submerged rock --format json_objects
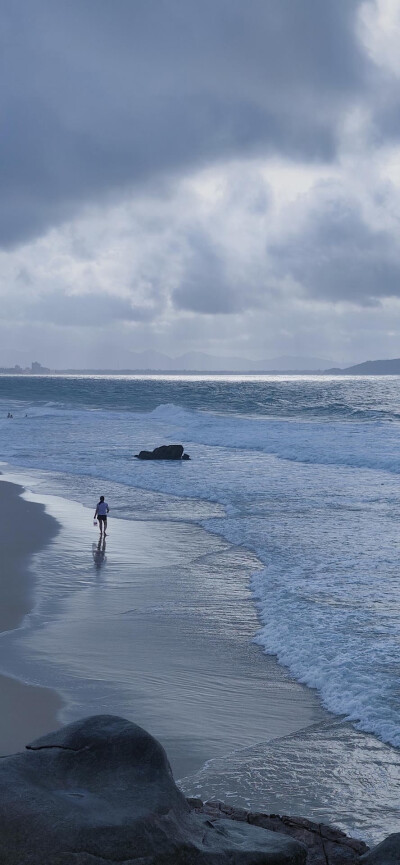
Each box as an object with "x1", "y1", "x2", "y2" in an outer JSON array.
[
  {"x1": 135, "y1": 443, "x2": 191, "y2": 460},
  {"x1": 0, "y1": 714, "x2": 305, "y2": 864}
]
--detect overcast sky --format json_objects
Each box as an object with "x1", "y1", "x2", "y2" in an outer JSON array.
[{"x1": 1, "y1": 0, "x2": 400, "y2": 367}]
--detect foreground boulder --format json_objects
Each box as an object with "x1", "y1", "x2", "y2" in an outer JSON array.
[
  {"x1": 360, "y1": 833, "x2": 400, "y2": 863},
  {"x1": 0, "y1": 714, "x2": 305, "y2": 864},
  {"x1": 135, "y1": 443, "x2": 190, "y2": 460}
]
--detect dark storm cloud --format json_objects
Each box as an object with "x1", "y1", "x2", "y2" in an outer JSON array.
[
  {"x1": 0, "y1": 290, "x2": 151, "y2": 326},
  {"x1": 1, "y1": 0, "x2": 367, "y2": 247},
  {"x1": 270, "y1": 191, "x2": 400, "y2": 305}
]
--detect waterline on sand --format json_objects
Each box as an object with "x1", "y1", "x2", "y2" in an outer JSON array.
[{"x1": 0, "y1": 477, "x2": 62, "y2": 753}]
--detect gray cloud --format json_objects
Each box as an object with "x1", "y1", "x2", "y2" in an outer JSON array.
[
  {"x1": 173, "y1": 231, "x2": 259, "y2": 314},
  {"x1": 270, "y1": 190, "x2": 400, "y2": 304},
  {"x1": 1, "y1": 0, "x2": 367, "y2": 247},
  {"x1": 0, "y1": 290, "x2": 152, "y2": 326}
]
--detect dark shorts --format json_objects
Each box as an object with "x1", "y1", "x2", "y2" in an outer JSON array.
[{"x1": 97, "y1": 514, "x2": 107, "y2": 522}]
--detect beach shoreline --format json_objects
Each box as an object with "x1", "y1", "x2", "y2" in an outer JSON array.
[
  {"x1": 0, "y1": 477, "x2": 63, "y2": 754},
  {"x1": 0, "y1": 469, "x2": 331, "y2": 777},
  {"x1": 1, "y1": 468, "x2": 400, "y2": 845}
]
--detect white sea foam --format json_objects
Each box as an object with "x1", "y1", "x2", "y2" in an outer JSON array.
[{"x1": 150, "y1": 402, "x2": 400, "y2": 474}]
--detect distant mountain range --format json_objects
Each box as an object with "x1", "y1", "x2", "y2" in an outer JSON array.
[
  {"x1": 6, "y1": 352, "x2": 400, "y2": 375},
  {"x1": 59, "y1": 350, "x2": 343, "y2": 373},
  {"x1": 55, "y1": 354, "x2": 400, "y2": 374}
]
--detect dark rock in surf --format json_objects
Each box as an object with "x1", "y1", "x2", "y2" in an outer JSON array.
[
  {"x1": 0, "y1": 714, "x2": 305, "y2": 864},
  {"x1": 135, "y1": 443, "x2": 191, "y2": 460}
]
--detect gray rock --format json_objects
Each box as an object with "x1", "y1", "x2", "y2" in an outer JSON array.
[
  {"x1": 135, "y1": 444, "x2": 190, "y2": 460},
  {"x1": 360, "y1": 833, "x2": 400, "y2": 864},
  {"x1": 0, "y1": 715, "x2": 306, "y2": 864},
  {"x1": 194, "y1": 801, "x2": 368, "y2": 865}
]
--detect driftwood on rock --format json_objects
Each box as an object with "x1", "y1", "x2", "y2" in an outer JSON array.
[
  {"x1": 0, "y1": 714, "x2": 306, "y2": 864},
  {"x1": 135, "y1": 443, "x2": 191, "y2": 460}
]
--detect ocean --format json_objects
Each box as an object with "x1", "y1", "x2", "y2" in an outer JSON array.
[{"x1": 1, "y1": 373, "x2": 400, "y2": 840}]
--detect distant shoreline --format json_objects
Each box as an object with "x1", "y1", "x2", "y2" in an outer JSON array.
[
  {"x1": 1, "y1": 369, "x2": 341, "y2": 375},
  {"x1": 4, "y1": 353, "x2": 400, "y2": 376},
  {"x1": 1, "y1": 368, "x2": 400, "y2": 376}
]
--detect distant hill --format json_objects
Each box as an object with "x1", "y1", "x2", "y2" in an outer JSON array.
[
  {"x1": 330, "y1": 357, "x2": 400, "y2": 375},
  {"x1": 2, "y1": 351, "x2": 350, "y2": 375},
  {"x1": 58, "y1": 350, "x2": 342, "y2": 373}
]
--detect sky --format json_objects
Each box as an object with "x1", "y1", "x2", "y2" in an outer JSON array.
[{"x1": 1, "y1": 0, "x2": 400, "y2": 368}]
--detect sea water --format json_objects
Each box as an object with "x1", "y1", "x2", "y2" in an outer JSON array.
[
  {"x1": 1, "y1": 373, "x2": 400, "y2": 745},
  {"x1": 1, "y1": 373, "x2": 400, "y2": 839}
]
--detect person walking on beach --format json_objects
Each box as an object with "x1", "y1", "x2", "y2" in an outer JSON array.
[{"x1": 94, "y1": 495, "x2": 109, "y2": 536}]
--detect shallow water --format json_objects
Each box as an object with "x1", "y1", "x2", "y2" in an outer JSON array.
[{"x1": 180, "y1": 718, "x2": 400, "y2": 846}]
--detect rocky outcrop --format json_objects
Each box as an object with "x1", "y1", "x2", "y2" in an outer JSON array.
[
  {"x1": 135, "y1": 443, "x2": 191, "y2": 459},
  {"x1": 189, "y1": 800, "x2": 369, "y2": 865},
  {"x1": 360, "y1": 833, "x2": 400, "y2": 863},
  {"x1": 0, "y1": 714, "x2": 306, "y2": 864}
]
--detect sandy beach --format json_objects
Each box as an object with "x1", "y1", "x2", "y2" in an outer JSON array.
[{"x1": 0, "y1": 479, "x2": 63, "y2": 753}]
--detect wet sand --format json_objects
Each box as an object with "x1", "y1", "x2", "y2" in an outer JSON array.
[
  {"x1": 0, "y1": 479, "x2": 63, "y2": 754},
  {"x1": 0, "y1": 479, "x2": 59, "y2": 631}
]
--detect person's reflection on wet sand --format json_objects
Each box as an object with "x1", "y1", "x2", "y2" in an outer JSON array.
[{"x1": 92, "y1": 536, "x2": 107, "y2": 571}]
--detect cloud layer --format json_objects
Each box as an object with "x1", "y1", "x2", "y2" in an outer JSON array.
[
  {"x1": 1, "y1": 0, "x2": 400, "y2": 365},
  {"x1": 1, "y1": 0, "x2": 366, "y2": 247}
]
